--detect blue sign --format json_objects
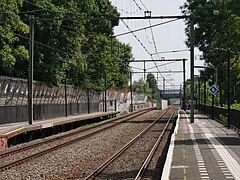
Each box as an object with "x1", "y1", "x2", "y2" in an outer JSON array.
[
  {"x1": 210, "y1": 85, "x2": 218, "y2": 94},
  {"x1": 194, "y1": 93, "x2": 199, "y2": 98}
]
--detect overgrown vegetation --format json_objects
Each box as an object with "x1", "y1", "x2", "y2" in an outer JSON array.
[
  {"x1": 182, "y1": 0, "x2": 240, "y2": 108},
  {"x1": 0, "y1": 0, "x2": 133, "y2": 91},
  {"x1": 132, "y1": 73, "x2": 160, "y2": 102}
]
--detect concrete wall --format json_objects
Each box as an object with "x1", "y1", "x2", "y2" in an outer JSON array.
[{"x1": 102, "y1": 89, "x2": 152, "y2": 113}]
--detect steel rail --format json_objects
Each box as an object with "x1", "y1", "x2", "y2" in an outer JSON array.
[
  {"x1": 0, "y1": 109, "x2": 151, "y2": 159},
  {"x1": 0, "y1": 109, "x2": 152, "y2": 171},
  {"x1": 85, "y1": 107, "x2": 173, "y2": 180},
  {"x1": 135, "y1": 110, "x2": 175, "y2": 180}
]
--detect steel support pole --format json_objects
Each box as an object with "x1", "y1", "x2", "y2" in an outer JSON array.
[
  {"x1": 198, "y1": 79, "x2": 201, "y2": 110},
  {"x1": 28, "y1": 15, "x2": 34, "y2": 124},
  {"x1": 87, "y1": 89, "x2": 90, "y2": 114},
  {"x1": 114, "y1": 99, "x2": 117, "y2": 111},
  {"x1": 227, "y1": 49, "x2": 231, "y2": 129},
  {"x1": 130, "y1": 71, "x2": 133, "y2": 112},
  {"x1": 180, "y1": 84, "x2": 182, "y2": 106},
  {"x1": 183, "y1": 59, "x2": 186, "y2": 111},
  {"x1": 163, "y1": 78, "x2": 165, "y2": 93},
  {"x1": 190, "y1": 17, "x2": 195, "y2": 123},
  {"x1": 204, "y1": 76, "x2": 206, "y2": 115},
  {"x1": 215, "y1": 68, "x2": 218, "y2": 106},
  {"x1": 212, "y1": 70, "x2": 214, "y2": 120},
  {"x1": 64, "y1": 77, "x2": 67, "y2": 117},
  {"x1": 195, "y1": 83, "x2": 198, "y2": 110},
  {"x1": 144, "y1": 61, "x2": 146, "y2": 80},
  {"x1": 104, "y1": 70, "x2": 107, "y2": 112}
]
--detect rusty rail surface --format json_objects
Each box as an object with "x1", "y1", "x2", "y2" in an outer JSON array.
[
  {"x1": 85, "y1": 107, "x2": 174, "y2": 180},
  {"x1": 0, "y1": 108, "x2": 153, "y2": 172},
  {"x1": 135, "y1": 110, "x2": 175, "y2": 180}
]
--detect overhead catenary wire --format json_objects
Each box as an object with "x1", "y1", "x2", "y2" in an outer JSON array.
[
  {"x1": 113, "y1": 0, "x2": 141, "y2": 15},
  {"x1": 121, "y1": 19, "x2": 174, "y2": 86},
  {"x1": 131, "y1": 61, "x2": 177, "y2": 71},
  {"x1": 151, "y1": 49, "x2": 190, "y2": 55},
  {"x1": 131, "y1": 0, "x2": 143, "y2": 10},
  {"x1": 0, "y1": 10, "x2": 44, "y2": 14},
  {"x1": 122, "y1": 20, "x2": 151, "y2": 56},
  {"x1": 139, "y1": 1, "x2": 175, "y2": 86},
  {"x1": 144, "y1": 4, "x2": 174, "y2": 85},
  {"x1": 147, "y1": 61, "x2": 177, "y2": 70},
  {"x1": 15, "y1": 33, "x2": 71, "y2": 56},
  {"x1": 115, "y1": 19, "x2": 179, "y2": 37},
  {"x1": 138, "y1": 0, "x2": 148, "y2": 11},
  {"x1": 23, "y1": 0, "x2": 65, "y2": 13},
  {"x1": 13, "y1": 0, "x2": 181, "y2": 87}
]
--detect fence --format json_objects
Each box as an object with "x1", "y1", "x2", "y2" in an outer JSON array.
[
  {"x1": 199, "y1": 104, "x2": 240, "y2": 130},
  {"x1": 0, "y1": 76, "x2": 152, "y2": 124},
  {"x1": 0, "y1": 76, "x2": 100, "y2": 124}
]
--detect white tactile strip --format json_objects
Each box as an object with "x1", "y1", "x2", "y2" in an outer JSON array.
[
  {"x1": 188, "y1": 123, "x2": 210, "y2": 180},
  {"x1": 210, "y1": 148, "x2": 234, "y2": 179},
  {"x1": 216, "y1": 137, "x2": 240, "y2": 166},
  {"x1": 194, "y1": 115, "x2": 240, "y2": 179},
  {"x1": 204, "y1": 133, "x2": 240, "y2": 179}
]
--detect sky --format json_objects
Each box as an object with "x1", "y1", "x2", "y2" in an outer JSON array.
[{"x1": 110, "y1": 0, "x2": 204, "y2": 90}]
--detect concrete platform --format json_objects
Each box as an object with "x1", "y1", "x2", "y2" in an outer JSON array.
[
  {"x1": 162, "y1": 110, "x2": 240, "y2": 180},
  {"x1": 0, "y1": 111, "x2": 119, "y2": 149}
]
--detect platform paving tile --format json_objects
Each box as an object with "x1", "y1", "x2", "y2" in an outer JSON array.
[
  {"x1": 169, "y1": 133, "x2": 201, "y2": 180},
  {"x1": 217, "y1": 136, "x2": 240, "y2": 166},
  {"x1": 196, "y1": 134, "x2": 228, "y2": 180},
  {"x1": 165, "y1": 111, "x2": 240, "y2": 180}
]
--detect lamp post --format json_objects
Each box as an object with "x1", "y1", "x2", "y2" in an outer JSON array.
[{"x1": 199, "y1": 46, "x2": 235, "y2": 129}]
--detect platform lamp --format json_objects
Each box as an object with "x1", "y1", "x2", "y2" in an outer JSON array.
[{"x1": 199, "y1": 46, "x2": 235, "y2": 129}]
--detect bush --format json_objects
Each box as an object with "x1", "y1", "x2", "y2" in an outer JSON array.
[{"x1": 219, "y1": 114, "x2": 227, "y2": 126}]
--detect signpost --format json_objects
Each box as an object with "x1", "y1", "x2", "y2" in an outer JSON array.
[
  {"x1": 209, "y1": 85, "x2": 218, "y2": 120},
  {"x1": 194, "y1": 93, "x2": 199, "y2": 98},
  {"x1": 210, "y1": 85, "x2": 218, "y2": 94}
]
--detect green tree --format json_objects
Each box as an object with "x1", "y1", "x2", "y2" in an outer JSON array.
[
  {"x1": 0, "y1": 0, "x2": 29, "y2": 76},
  {"x1": 0, "y1": 0, "x2": 132, "y2": 91},
  {"x1": 132, "y1": 78, "x2": 152, "y2": 100},
  {"x1": 181, "y1": 0, "x2": 240, "y2": 106},
  {"x1": 146, "y1": 73, "x2": 159, "y2": 100}
]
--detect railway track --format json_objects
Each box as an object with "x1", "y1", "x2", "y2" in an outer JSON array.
[
  {"x1": 85, "y1": 107, "x2": 176, "y2": 179},
  {"x1": 0, "y1": 108, "x2": 153, "y2": 172}
]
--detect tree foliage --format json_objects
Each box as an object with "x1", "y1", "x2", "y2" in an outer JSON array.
[
  {"x1": 146, "y1": 73, "x2": 160, "y2": 100},
  {"x1": 132, "y1": 78, "x2": 152, "y2": 101},
  {"x1": 0, "y1": 0, "x2": 132, "y2": 91},
  {"x1": 0, "y1": 0, "x2": 29, "y2": 76},
  {"x1": 182, "y1": 0, "x2": 240, "y2": 106}
]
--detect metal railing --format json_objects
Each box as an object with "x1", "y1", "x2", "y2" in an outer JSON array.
[{"x1": 199, "y1": 104, "x2": 240, "y2": 130}]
